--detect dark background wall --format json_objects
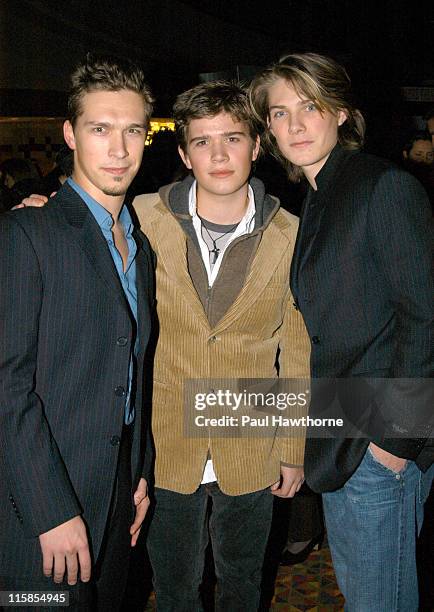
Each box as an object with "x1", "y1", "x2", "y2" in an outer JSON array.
[{"x1": 1, "y1": 0, "x2": 433, "y2": 158}]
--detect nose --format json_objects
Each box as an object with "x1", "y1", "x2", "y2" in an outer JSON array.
[
  {"x1": 210, "y1": 139, "x2": 229, "y2": 162},
  {"x1": 109, "y1": 131, "x2": 128, "y2": 158},
  {"x1": 287, "y1": 113, "x2": 305, "y2": 135}
]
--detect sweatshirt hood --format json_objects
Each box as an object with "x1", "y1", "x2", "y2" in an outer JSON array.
[{"x1": 158, "y1": 175, "x2": 280, "y2": 233}]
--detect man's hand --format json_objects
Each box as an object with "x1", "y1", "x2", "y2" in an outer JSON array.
[
  {"x1": 369, "y1": 442, "x2": 407, "y2": 473},
  {"x1": 270, "y1": 465, "x2": 304, "y2": 498},
  {"x1": 12, "y1": 193, "x2": 50, "y2": 209},
  {"x1": 130, "y1": 477, "x2": 150, "y2": 546},
  {"x1": 39, "y1": 515, "x2": 91, "y2": 585}
]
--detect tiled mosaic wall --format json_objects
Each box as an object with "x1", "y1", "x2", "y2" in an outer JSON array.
[{"x1": 0, "y1": 118, "x2": 65, "y2": 175}]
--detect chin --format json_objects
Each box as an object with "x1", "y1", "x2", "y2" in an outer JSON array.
[{"x1": 102, "y1": 187, "x2": 129, "y2": 197}]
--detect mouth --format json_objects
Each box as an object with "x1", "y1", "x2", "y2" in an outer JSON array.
[
  {"x1": 102, "y1": 167, "x2": 130, "y2": 176},
  {"x1": 290, "y1": 141, "x2": 313, "y2": 148},
  {"x1": 209, "y1": 170, "x2": 234, "y2": 178}
]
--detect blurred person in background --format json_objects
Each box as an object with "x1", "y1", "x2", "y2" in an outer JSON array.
[
  {"x1": 0, "y1": 158, "x2": 42, "y2": 209},
  {"x1": 41, "y1": 146, "x2": 74, "y2": 196},
  {"x1": 425, "y1": 108, "x2": 434, "y2": 146},
  {"x1": 402, "y1": 131, "x2": 434, "y2": 211}
]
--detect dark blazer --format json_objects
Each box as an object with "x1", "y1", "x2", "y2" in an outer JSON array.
[
  {"x1": 0, "y1": 183, "x2": 154, "y2": 578},
  {"x1": 291, "y1": 145, "x2": 434, "y2": 493}
]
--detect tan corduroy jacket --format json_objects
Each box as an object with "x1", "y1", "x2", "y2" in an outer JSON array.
[{"x1": 133, "y1": 181, "x2": 310, "y2": 495}]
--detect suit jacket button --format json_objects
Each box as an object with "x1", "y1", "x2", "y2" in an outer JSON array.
[
  {"x1": 115, "y1": 386, "x2": 126, "y2": 397},
  {"x1": 117, "y1": 336, "x2": 128, "y2": 346},
  {"x1": 110, "y1": 435, "x2": 121, "y2": 446},
  {"x1": 312, "y1": 336, "x2": 320, "y2": 344}
]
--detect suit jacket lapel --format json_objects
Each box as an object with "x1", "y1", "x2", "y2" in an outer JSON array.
[
  {"x1": 133, "y1": 229, "x2": 151, "y2": 350},
  {"x1": 55, "y1": 183, "x2": 130, "y2": 313},
  {"x1": 294, "y1": 190, "x2": 328, "y2": 281},
  {"x1": 290, "y1": 194, "x2": 309, "y2": 301},
  {"x1": 291, "y1": 146, "x2": 350, "y2": 294}
]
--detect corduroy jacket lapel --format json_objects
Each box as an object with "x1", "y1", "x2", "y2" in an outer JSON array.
[
  {"x1": 149, "y1": 205, "x2": 210, "y2": 328},
  {"x1": 212, "y1": 216, "x2": 292, "y2": 333}
]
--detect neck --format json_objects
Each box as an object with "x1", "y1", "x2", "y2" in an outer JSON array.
[
  {"x1": 196, "y1": 184, "x2": 249, "y2": 224},
  {"x1": 104, "y1": 201, "x2": 124, "y2": 223},
  {"x1": 304, "y1": 172, "x2": 318, "y2": 190},
  {"x1": 71, "y1": 174, "x2": 124, "y2": 221}
]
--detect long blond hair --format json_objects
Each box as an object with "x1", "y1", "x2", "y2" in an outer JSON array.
[{"x1": 249, "y1": 53, "x2": 365, "y2": 182}]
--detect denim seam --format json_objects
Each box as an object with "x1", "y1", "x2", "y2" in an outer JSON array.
[{"x1": 395, "y1": 479, "x2": 404, "y2": 611}]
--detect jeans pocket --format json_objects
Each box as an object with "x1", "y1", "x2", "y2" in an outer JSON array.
[{"x1": 366, "y1": 445, "x2": 408, "y2": 476}]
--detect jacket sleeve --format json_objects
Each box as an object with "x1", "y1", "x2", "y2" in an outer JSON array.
[
  {"x1": 367, "y1": 168, "x2": 434, "y2": 458},
  {"x1": 0, "y1": 215, "x2": 82, "y2": 538}
]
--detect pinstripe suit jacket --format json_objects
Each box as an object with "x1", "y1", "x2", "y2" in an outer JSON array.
[
  {"x1": 0, "y1": 183, "x2": 154, "y2": 578},
  {"x1": 291, "y1": 145, "x2": 434, "y2": 492}
]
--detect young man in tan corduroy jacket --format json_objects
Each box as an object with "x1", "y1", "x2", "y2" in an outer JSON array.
[{"x1": 133, "y1": 81, "x2": 310, "y2": 611}]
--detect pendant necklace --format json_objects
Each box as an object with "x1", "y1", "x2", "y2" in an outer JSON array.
[{"x1": 199, "y1": 216, "x2": 239, "y2": 264}]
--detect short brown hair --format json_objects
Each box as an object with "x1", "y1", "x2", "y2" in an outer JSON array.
[
  {"x1": 249, "y1": 52, "x2": 365, "y2": 182},
  {"x1": 68, "y1": 54, "x2": 154, "y2": 127},
  {"x1": 173, "y1": 81, "x2": 259, "y2": 152}
]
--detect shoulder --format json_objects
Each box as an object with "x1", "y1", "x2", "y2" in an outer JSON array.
[
  {"x1": 132, "y1": 192, "x2": 162, "y2": 231},
  {"x1": 0, "y1": 205, "x2": 61, "y2": 238},
  {"x1": 335, "y1": 150, "x2": 427, "y2": 206},
  {"x1": 342, "y1": 149, "x2": 417, "y2": 187},
  {"x1": 271, "y1": 206, "x2": 300, "y2": 242}
]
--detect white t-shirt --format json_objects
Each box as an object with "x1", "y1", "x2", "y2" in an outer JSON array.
[{"x1": 188, "y1": 180, "x2": 256, "y2": 483}]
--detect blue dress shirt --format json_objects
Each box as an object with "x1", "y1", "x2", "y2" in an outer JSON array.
[{"x1": 67, "y1": 178, "x2": 138, "y2": 424}]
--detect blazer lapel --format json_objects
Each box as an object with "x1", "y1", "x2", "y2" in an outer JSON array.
[
  {"x1": 290, "y1": 194, "x2": 309, "y2": 301},
  {"x1": 133, "y1": 229, "x2": 151, "y2": 350},
  {"x1": 56, "y1": 184, "x2": 129, "y2": 312},
  {"x1": 292, "y1": 145, "x2": 354, "y2": 290},
  {"x1": 212, "y1": 221, "x2": 291, "y2": 333},
  {"x1": 296, "y1": 192, "x2": 328, "y2": 278},
  {"x1": 150, "y1": 212, "x2": 210, "y2": 328}
]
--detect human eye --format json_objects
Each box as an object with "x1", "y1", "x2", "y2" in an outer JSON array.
[
  {"x1": 92, "y1": 126, "x2": 106, "y2": 134},
  {"x1": 195, "y1": 139, "x2": 208, "y2": 147},
  {"x1": 305, "y1": 102, "x2": 317, "y2": 112},
  {"x1": 271, "y1": 110, "x2": 286, "y2": 120},
  {"x1": 227, "y1": 136, "x2": 240, "y2": 143},
  {"x1": 128, "y1": 126, "x2": 145, "y2": 135}
]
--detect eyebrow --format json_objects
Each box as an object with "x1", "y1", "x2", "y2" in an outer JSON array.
[
  {"x1": 269, "y1": 99, "x2": 313, "y2": 110},
  {"x1": 84, "y1": 121, "x2": 147, "y2": 128},
  {"x1": 189, "y1": 131, "x2": 247, "y2": 144}
]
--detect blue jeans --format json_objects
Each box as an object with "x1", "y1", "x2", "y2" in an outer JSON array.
[
  {"x1": 323, "y1": 448, "x2": 434, "y2": 612},
  {"x1": 147, "y1": 483, "x2": 273, "y2": 611}
]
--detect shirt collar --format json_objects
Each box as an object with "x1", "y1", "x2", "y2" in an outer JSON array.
[
  {"x1": 188, "y1": 179, "x2": 256, "y2": 230},
  {"x1": 67, "y1": 177, "x2": 133, "y2": 236},
  {"x1": 313, "y1": 143, "x2": 353, "y2": 190}
]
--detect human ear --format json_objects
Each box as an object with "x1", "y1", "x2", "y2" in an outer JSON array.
[
  {"x1": 337, "y1": 110, "x2": 347, "y2": 126},
  {"x1": 252, "y1": 135, "x2": 260, "y2": 162},
  {"x1": 63, "y1": 121, "x2": 76, "y2": 150},
  {"x1": 178, "y1": 145, "x2": 193, "y2": 170}
]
